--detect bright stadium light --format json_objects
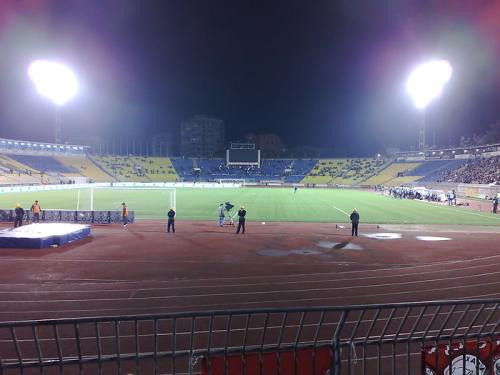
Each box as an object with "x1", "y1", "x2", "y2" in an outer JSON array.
[
  {"x1": 406, "y1": 60, "x2": 452, "y2": 149},
  {"x1": 28, "y1": 60, "x2": 78, "y2": 106},
  {"x1": 28, "y1": 60, "x2": 79, "y2": 143},
  {"x1": 407, "y1": 60, "x2": 452, "y2": 109}
]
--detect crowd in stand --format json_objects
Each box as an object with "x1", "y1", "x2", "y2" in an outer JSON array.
[
  {"x1": 309, "y1": 159, "x2": 383, "y2": 180},
  {"x1": 437, "y1": 156, "x2": 500, "y2": 185}
]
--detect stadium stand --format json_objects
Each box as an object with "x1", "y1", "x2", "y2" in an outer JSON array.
[
  {"x1": 406, "y1": 159, "x2": 455, "y2": 176},
  {"x1": 415, "y1": 160, "x2": 465, "y2": 182},
  {"x1": 405, "y1": 159, "x2": 465, "y2": 182},
  {"x1": 170, "y1": 157, "x2": 195, "y2": 181},
  {"x1": 435, "y1": 155, "x2": 500, "y2": 184},
  {"x1": 7, "y1": 154, "x2": 74, "y2": 173},
  {"x1": 0, "y1": 171, "x2": 42, "y2": 185},
  {"x1": 302, "y1": 158, "x2": 384, "y2": 185},
  {"x1": 0, "y1": 154, "x2": 58, "y2": 185},
  {"x1": 94, "y1": 156, "x2": 178, "y2": 182},
  {"x1": 0, "y1": 154, "x2": 39, "y2": 174},
  {"x1": 171, "y1": 158, "x2": 316, "y2": 182},
  {"x1": 55, "y1": 155, "x2": 115, "y2": 182},
  {"x1": 363, "y1": 162, "x2": 421, "y2": 186},
  {"x1": 284, "y1": 159, "x2": 317, "y2": 183}
]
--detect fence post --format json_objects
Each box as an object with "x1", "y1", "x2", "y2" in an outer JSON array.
[
  {"x1": 332, "y1": 338, "x2": 341, "y2": 375},
  {"x1": 332, "y1": 310, "x2": 348, "y2": 375}
]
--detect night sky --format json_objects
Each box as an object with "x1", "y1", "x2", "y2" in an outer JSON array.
[{"x1": 1, "y1": 0, "x2": 500, "y2": 156}]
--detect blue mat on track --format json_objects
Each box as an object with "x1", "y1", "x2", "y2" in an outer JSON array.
[{"x1": 0, "y1": 224, "x2": 91, "y2": 249}]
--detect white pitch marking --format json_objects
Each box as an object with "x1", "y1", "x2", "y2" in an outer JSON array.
[
  {"x1": 90, "y1": 188, "x2": 94, "y2": 211},
  {"x1": 416, "y1": 236, "x2": 452, "y2": 241},
  {"x1": 363, "y1": 232, "x2": 402, "y2": 240},
  {"x1": 425, "y1": 202, "x2": 500, "y2": 221},
  {"x1": 332, "y1": 206, "x2": 350, "y2": 217}
]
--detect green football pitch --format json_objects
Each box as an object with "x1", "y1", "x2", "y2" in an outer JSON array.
[{"x1": 0, "y1": 187, "x2": 498, "y2": 225}]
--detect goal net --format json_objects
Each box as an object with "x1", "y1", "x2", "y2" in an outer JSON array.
[
  {"x1": 219, "y1": 178, "x2": 245, "y2": 186},
  {"x1": 87, "y1": 187, "x2": 176, "y2": 213}
]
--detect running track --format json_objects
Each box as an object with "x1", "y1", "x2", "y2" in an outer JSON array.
[{"x1": 0, "y1": 221, "x2": 499, "y2": 321}]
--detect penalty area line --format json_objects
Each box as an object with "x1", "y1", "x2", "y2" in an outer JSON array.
[{"x1": 332, "y1": 205, "x2": 350, "y2": 217}]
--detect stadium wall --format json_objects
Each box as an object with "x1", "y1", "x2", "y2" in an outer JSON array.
[{"x1": 0, "y1": 181, "x2": 243, "y2": 194}]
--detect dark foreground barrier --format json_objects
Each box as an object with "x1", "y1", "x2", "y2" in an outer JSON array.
[
  {"x1": 0, "y1": 299, "x2": 498, "y2": 374},
  {"x1": 0, "y1": 209, "x2": 134, "y2": 224}
]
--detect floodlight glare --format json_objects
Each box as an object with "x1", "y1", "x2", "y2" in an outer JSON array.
[
  {"x1": 406, "y1": 60, "x2": 452, "y2": 109},
  {"x1": 28, "y1": 60, "x2": 78, "y2": 106}
]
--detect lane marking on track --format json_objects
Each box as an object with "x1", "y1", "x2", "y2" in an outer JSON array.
[
  {"x1": 2, "y1": 252, "x2": 500, "y2": 284},
  {"x1": 2, "y1": 273, "x2": 500, "y2": 304},
  {"x1": 1, "y1": 286, "x2": 500, "y2": 315},
  {"x1": 1, "y1": 264, "x2": 500, "y2": 294}
]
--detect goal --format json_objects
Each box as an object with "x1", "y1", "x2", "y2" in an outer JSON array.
[
  {"x1": 88, "y1": 186, "x2": 176, "y2": 211},
  {"x1": 218, "y1": 178, "x2": 245, "y2": 186}
]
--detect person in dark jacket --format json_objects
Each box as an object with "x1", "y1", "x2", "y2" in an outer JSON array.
[
  {"x1": 167, "y1": 208, "x2": 176, "y2": 233},
  {"x1": 236, "y1": 205, "x2": 246, "y2": 234},
  {"x1": 350, "y1": 209, "x2": 360, "y2": 236},
  {"x1": 14, "y1": 203, "x2": 25, "y2": 228},
  {"x1": 493, "y1": 194, "x2": 499, "y2": 214}
]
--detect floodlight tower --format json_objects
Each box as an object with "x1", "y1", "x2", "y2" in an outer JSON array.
[
  {"x1": 406, "y1": 60, "x2": 452, "y2": 150},
  {"x1": 28, "y1": 60, "x2": 79, "y2": 144}
]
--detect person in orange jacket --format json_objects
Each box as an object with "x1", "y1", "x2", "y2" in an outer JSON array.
[
  {"x1": 30, "y1": 200, "x2": 41, "y2": 223},
  {"x1": 122, "y1": 203, "x2": 129, "y2": 227}
]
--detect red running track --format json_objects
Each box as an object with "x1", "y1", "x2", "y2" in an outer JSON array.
[{"x1": 0, "y1": 220, "x2": 499, "y2": 321}]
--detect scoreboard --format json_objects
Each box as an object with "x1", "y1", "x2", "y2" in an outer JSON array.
[{"x1": 226, "y1": 149, "x2": 260, "y2": 165}]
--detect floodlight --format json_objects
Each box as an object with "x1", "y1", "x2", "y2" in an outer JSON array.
[
  {"x1": 407, "y1": 59, "x2": 452, "y2": 150},
  {"x1": 407, "y1": 60, "x2": 452, "y2": 110},
  {"x1": 28, "y1": 60, "x2": 78, "y2": 106}
]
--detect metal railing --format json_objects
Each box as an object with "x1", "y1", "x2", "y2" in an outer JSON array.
[{"x1": 0, "y1": 299, "x2": 499, "y2": 374}]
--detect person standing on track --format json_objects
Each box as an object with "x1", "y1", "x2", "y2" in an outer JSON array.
[
  {"x1": 167, "y1": 208, "x2": 176, "y2": 232},
  {"x1": 218, "y1": 203, "x2": 225, "y2": 227},
  {"x1": 14, "y1": 203, "x2": 25, "y2": 228},
  {"x1": 350, "y1": 208, "x2": 360, "y2": 237},
  {"x1": 236, "y1": 205, "x2": 246, "y2": 234},
  {"x1": 30, "y1": 200, "x2": 41, "y2": 223},
  {"x1": 122, "y1": 203, "x2": 129, "y2": 227},
  {"x1": 493, "y1": 194, "x2": 499, "y2": 214}
]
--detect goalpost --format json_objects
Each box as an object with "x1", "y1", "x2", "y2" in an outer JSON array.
[
  {"x1": 219, "y1": 178, "x2": 245, "y2": 186},
  {"x1": 88, "y1": 186, "x2": 176, "y2": 211}
]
